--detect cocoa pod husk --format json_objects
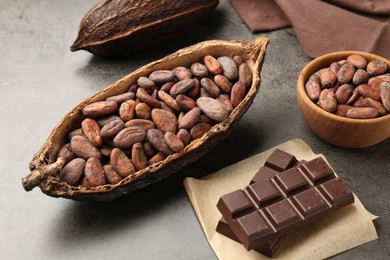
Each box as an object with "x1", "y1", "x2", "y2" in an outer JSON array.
[
  {"x1": 22, "y1": 37, "x2": 269, "y2": 201},
  {"x1": 70, "y1": 0, "x2": 219, "y2": 57}
]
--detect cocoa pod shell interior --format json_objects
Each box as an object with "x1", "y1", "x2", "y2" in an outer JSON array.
[{"x1": 22, "y1": 37, "x2": 269, "y2": 201}]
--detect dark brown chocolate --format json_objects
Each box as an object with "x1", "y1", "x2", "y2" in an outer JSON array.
[{"x1": 217, "y1": 154, "x2": 354, "y2": 251}]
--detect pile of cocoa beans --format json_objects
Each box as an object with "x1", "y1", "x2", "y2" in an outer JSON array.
[
  {"x1": 57, "y1": 54, "x2": 252, "y2": 187},
  {"x1": 305, "y1": 54, "x2": 390, "y2": 119}
]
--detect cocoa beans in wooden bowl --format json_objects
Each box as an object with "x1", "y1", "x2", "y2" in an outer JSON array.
[
  {"x1": 22, "y1": 37, "x2": 269, "y2": 201},
  {"x1": 297, "y1": 51, "x2": 390, "y2": 148}
]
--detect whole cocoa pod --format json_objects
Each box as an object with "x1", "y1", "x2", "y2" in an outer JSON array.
[{"x1": 70, "y1": 0, "x2": 219, "y2": 57}]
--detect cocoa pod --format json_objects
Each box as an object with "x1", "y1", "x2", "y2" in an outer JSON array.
[
  {"x1": 70, "y1": 0, "x2": 219, "y2": 57},
  {"x1": 82, "y1": 101, "x2": 118, "y2": 117},
  {"x1": 83, "y1": 157, "x2": 106, "y2": 187},
  {"x1": 231, "y1": 81, "x2": 246, "y2": 108},
  {"x1": 380, "y1": 82, "x2": 390, "y2": 112},
  {"x1": 70, "y1": 135, "x2": 102, "y2": 160},
  {"x1": 367, "y1": 61, "x2": 388, "y2": 76},
  {"x1": 238, "y1": 63, "x2": 252, "y2": 88},
  {"x1": 190, "y1": 123, "x2": 212, "y2": 139},
  {"x1": 347, "y1": 54, "x2": 367, "y2": 69},
  {"x1": 113, "y1": 127, "x2": 146, "y2": 149},
  {"x1": 179, "y1": 107, "x2": 201, "y2": 129},
  {"x1": 317, "y1": 89, "x2": 337, "y2": 113},
  {"x1": 59, "y1": 158, "x2": 86, "y2": 185},
  {"x1": 106, "y1": 92, "x2": 135, "y2": 103},
  {"x1": 131, "y1": 143, "x2": 148, "y2": 171},
  {"x1": 100, "y1": 119, "x2": 125, "y2": 139},
  {"x1": 110, "y1": 148, "x2": 136, "y2": 177},
  {"x1": 347, "y1": 107, "x2": 379, "y2": 119},
  {"x1": 151, "y1": 108, "x2": 178, "y2": 134},
  {"x1": 200, "y1": 78, "x2": 220, "y2": 98},
  {"x1": 146, "y1": 129, "x2": 174, "y2": 156},
  {"x1": 204, "y1": 55, "x2": 222, "y2": 74},
  {"x1": 164, "y1": 132, "x2": 185, "y2": 153},
  {"x1": 124, "y1": 119, "x2": 155, "y2": 131},
  {"x1": 214, "y1": 75, "x2": 232, "y2": 93},
  {"x1": 103, "y1": 165, "x2": 123, "y2": 185},
  {"x1": 218, "y1": 56, "x2": 238, "y2": 81},
  {"x1": 197, "y1": 97, "x2": 228, "y2": 122},
  {"x1": 337, "y1": 63, "x2": 355, "y2": 84}
]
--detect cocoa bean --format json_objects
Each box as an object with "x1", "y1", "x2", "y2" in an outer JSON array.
[
  {"x1": 151, "y1": 108, "x2": 178, "y2": 133},
  {"x1": 355, "y1": 84, "x2": 381, "y2": 101},
  {"x1": 131, "y1": 142, "x2": 148, "y2": 171},
  {"x1": 216, "y1": 94, "x2": 233, "y2": 114},
  {"x1": 347, "y1": 107, "x2": 378, "y2": 119},
  {"x1": 135, "y1": 102, "x2": 152, "y2": 119},
  {"x1": 190, "y1": 62, "x2": 208, "y2": 78},
  {"x1": 160, "y1": 82, "x2": 175, "y2": 93},
  {"x1": 158, "y1": 90, "x2": 181, "y2": 111},
  {"x1": 338, "y1": 64, "x2": 355, "y2": 84},
  {"x1": 174, "y1": 66, "x2": 192, "y2": 80},
  {"x1": 329, "y1": 62, "x2": 341, "y2": 75},
  {"x1": 231, "y1": 81, "x2": 246, "y2": 108},
  {"x1": 204, "y1": 55, "x2": 222, "y2": 74},
  {"x1": 305, "y1": 79, "x2": 321, "y2": 102},
  {"x1": 200, "y1": 78, "x2": 220, "y2": 98},
  {"x1": 136, "y1": 87, "x2": 161, "y2": 108},
  {"x1": 106, "y1": 92, "x2": 135, "y2": 103},
  {"x1": 218, "y1": 56, "x2": 238, "y2": 81},
  {"x1": 353, "y1": 96, "x2": 367, "y2": 107},
  {"x1": 82, "y1": 101, "x2": 118, "y2": 117},
  {"x1": 368, "y1": 76, "x2": 385, "y2": 90},
  {"x1": 119, "y1": 100, "x2": 136, "y2": 121},
  {"x1": 146, "y1": 129, "x2": 174, "y2": 156},
  {"x1": 380, "y1": 82, "x2": 390, "y2": 112},
  {"x1": 110, "y1": 148, "x2": 136, "y2": 177},
  {"x1": 197, "y1": 114, "x2": 214, "y2": 124},
  {"x1": 124, "y1": 119, "x2": 155, "y2": 131},
  {"x1": 352, "y1": 69, "x2": 369, "y2": 85},
  {"x1": 317, "y1": 89, "x2": 337, "y2": 113},
  {"x1": 177, "y1": 129, "x2": 191, "y2": 146},
  {"x1": 176, "y1": 94, "x2": 197, "y2": 111},
  {"x1": 58, "y1": 143, "x2": 75, "y2": 163},
  {"x1": 159, "y1": 101, "x2": 176, "y2": 115},
  {"x1": 148, "y1": 152, "x2": 166, "y2": 166},
  {"x1": 214, "y1": 74, "x2": 232, "y2": 93},
  {"x1": 232, "y1": 55, "x2": 243, "y2": 66},
  {"x1": 320, "y1": 69, "x2": 337, "y2": 88},
  {"x1": 200, "y1": 88, "x2": 211, "y2": 98},
  {"x1": 71, "y1": 135, "x2": 102, "y2": 160},
  {"x1": 190, "y1": 123, "x2": 212, "y2": 140},
  {"x1": 238, "y1": 63, "x2": 252, "y2": 88},
  {"x1": 96, "y1": 115, "x2": 121, "y2": 127},
  {"x1": 103, "y1": 165, "x2": 123, "y2": 185},
  {"x1": 197, "y1": 97, "x2": 228, "y2": 122},
  {"x1": 59, "y1": 158, "x2": 86, "y2": 185},
  {"x1": 346, "y1": 91, "x2": 360, "y2": 105},
  {"x1": 100, "y1": 119, "x2": 125, "y2": 139},
  {"x1": 137, "y1": 76, "x2": 155, "y2": 89},
  {"x1": 100, "y1": 145, "x2": 114, "y2": 157},
  {"x1": 68, "y1": 128, "x2": 83, "y2": 139},
  {"x1": 164, "y1": 132, "x2": 185, "y2": 152},
  {"x1": 113, "y1": 127, "x2": 146, "y2": 149},
  {"x1": 187, "y1": 78, "x2": 200, "y2": 98},
  {"x1": 364, "y1": 97, "x2": 388, "y2": 116},
  {"x1": 335, "y1": 84, "x2": 353, "y2": 104},
  {"x1": 127, "y1": 83, "x2": 138, "y2": 93},
  {"x1": 179, "y1": 107, "x2": 201, "y2": 129},
  {"x1": 169, "y1": 79, "x2": 196, "y2": 97},
  {"x1": 149, "y1": 70, "x2": 175, "y2": 84},
  {"x1": 347, "y1": 55, "x2": 367, "y2": 69},
  {"x1": 367, "y1": 61, "x2": 388, "y2": 76},
  {"x1": 335, "y1": 104, "x2": 353, "y2": 117},
  {"x1": 84, "y1": 157, "x2": 106, "y2": 187},
  {"x1": 143, "y1": 141, "x2": 157, "y2": 157}
]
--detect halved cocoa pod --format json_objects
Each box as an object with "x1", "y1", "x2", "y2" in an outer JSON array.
[
  {"x1": 22, "y1": 37, "x2": 269, "y2": 201},
  {"x1": 70, "y1": 0, "x2": 219, "y2": 57}
]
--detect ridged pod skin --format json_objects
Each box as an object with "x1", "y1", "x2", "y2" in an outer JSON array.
[
  {"x1": 71, "y1": 0, "x2": 219, "y2": 57},
  {"x1": 22, "y1": 37, "x2": 269, "y2": 201}
]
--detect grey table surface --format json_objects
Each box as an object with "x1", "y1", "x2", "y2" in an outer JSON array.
[{"x1": 1, "y1": 0, "x2": 389, "y2": 259}]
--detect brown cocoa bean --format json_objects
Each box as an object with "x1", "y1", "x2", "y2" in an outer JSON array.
[
  {"x1": 84, "y1": 157, "x2": 106, "y2": 187},
  {"x1": 146, "y1": 129, "x2": 174, "y2": 156},
  {"x1": 136, "y1": 87, "x2": 161, "y2": 108},
  {"x1": 214, "y1": 74, "x2": 232, "y2": 93},
  {"x1": 110, "y1": 148, "x2": 136, "y2": 177},
  {"x1": 187, "y1": 77, "x2": 200, "y2": 98},
  {"x1": 338, "y1": 63, "x2": 355, "y2": 84},
  {"x1": 58, "y1": 143, "x2": 75, "y2": 163},
  {"x1": 335, "y1": 104, "x2": 353, "y2": 117},
  {"x1": 164, "y1": 132, "x2": 185, "y2": 152},
  {"x1": 355, "y1": 84, "x2": 381, "y2": 101},
  {"x1": 368, "y1": 76, "x2": 385, "y2": 90},
  {"x1": 127, "y1": 83, "x2": 138, "y2": 93},
  {"x1": 100, "y1": 145, "x2": 114, "y2": 157},
  {"x1": 82, "y1": 101, "x2": 118, "y2": 117},
  {"x1": 59, "y1": 158, "x2": 86, "y2": 185},
  {"x1": 364, "y1": 97, "x2": 388, "y2": 116},
  {"x1": 160, "y1": 82, "x2": 175, "y2": 93},
  {"x1": 190, "y1": 62, "x2": 208, "y2": 78},
  {"x1": 106, "y1": 92, "x2": 135, "y2": 103},
  {"x1": 353, "y1": 96, "x2": 367, "y2": 107},
  {"x1": 204, "y1": 55, "x2": 222, "y2": 74},
  {"x1": 158, "y1": 90, "x2": 181, "y2": 111},
  {"x1": 320, "y1": 69, "x2": 337, "y2": 88},
  {"x1": 176, "y1": 94, "x2": 197, "y2": 111},
  {"x1": 159, "y1": 101, "x2": 176, "y2": 115},
  {"x1": 305, "y1": 79, "x2": 321, "y2": 102},
  {"x1": 346, "y1": 91, "x2": 360, "y2": 105},
  {"x1": 169, "y1": 79, "x2": 196, "y2": 97},
  {"x1": 149, "y1": 70, "x2": 175, "y2": 84},
  {"x1": 232, "y1": 55, "x2": 243, "y2": 66},
  {"x1": 96, "y1": 115, "x2": 121, "y2": 127},
  {"x1": 352, "y1": 69, "x2": 369, "y2": 85},
  {"x1": 317, "y1": 89, "x2": 337, "y2": 113},
  {"x1": 335, "y1": 84, "x2": 353, "y2": 104},
  {"x1": 100, "y1": 119, "x2": 125, "y2": 139},
  {"x1": 124, "y1": 119, "x2": 155, "y2": 131},
  {"x1": 103, "y1": 164, "x2": 123, "y2": 185},
  {"x1": 231, "y1": 81, "x2": 246, "y2": 108},
  {"x1": 347, "y1": 107, "x2": 378, "y2": 119},
  {"x1": 179, "y1": 107, "x2": 201, "y2": 129},
  {"x1": 151, "y1": 108, "x2": 178, "y2": 133},
  {"x1": 137, "y1": 76, "x2": 155, "y2": 89},
  {"x1": 380, "y1": 82, "x2": 390, "y2": 112},
  {"x1": 135, "y1": 102, "x2": 152, "y2": 119},
  {"x1": 177, "y1": 111, "x2": 184, "y2": 127},
  {"x1": 347, "y1": 55, "x2": 367, "y2": 69},
  {"x1": 143, "y1": 141, "x2": 157, "y2": 157},
  {"x1": 216, "y1": 94, "x2": 233, "y2": 114},
  {"x1": 329, "y1": 62, "x2": 341, "y2": 75},
  {"x1": 197, "y1": 97, "x2": 228, "y2": 122},
  {"x1": 174, "y1": 66, "x2": 192, "y2": 80},
  {"x1": 367, "y1": 60, "x2": 388, "y2": 76},
  {"x1": 71, "y1": 135, "x2": 102, "y2": 160},
  {"x1": 218, "y1": 56, "x2": 238, "y2": 81},
  {"x1": 238, "y1": 63, "x2": 252, "y2": 88},
  {"x1": 148, "y1": 152, "x2": 166, "y2": 166},
  {"x1": 177, "y1": 129, "x2": 191, "y2": 146},
  {"x1": 200, "y1": 78, "x2": 220, "y2": 98},
  {"x1": 119, "y1": 100, "x2": 136, "y2": 121},
  {"x1": 197, "y1": 114, "x2": 213, "y2": 124},
  {"x1": 68, "y1": 128, "x2": 83, "y2": 139},
  {"x1": 200, "y1": 87, "x2": 211, "y2": 98},
  {"x1": 131, "y1": 142, "x2": 148, "y2": 171},
  {"x1": 190, "y1": 123, "x2": 212, "y2": 140},
  {"x1": 113, "y1": 127, "x2": 146, "y2": 149}
]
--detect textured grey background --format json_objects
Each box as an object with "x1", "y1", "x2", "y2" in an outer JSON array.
[{"x1": 0, "y1": 0, "x2": 389, "y2": 259}]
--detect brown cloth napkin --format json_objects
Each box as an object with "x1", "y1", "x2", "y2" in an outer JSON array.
[{"x1": 230, "y1": 0, "x2": 390, "y2": 58}]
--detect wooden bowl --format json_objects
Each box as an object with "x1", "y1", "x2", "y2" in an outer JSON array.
[{"x1": 297, "y1": 51, "x2": 390, "y2": 148}]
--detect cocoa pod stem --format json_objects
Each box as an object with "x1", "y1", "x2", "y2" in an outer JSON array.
[{"x1": 22, "y1": 157, "x2": 66, "y2": 191}]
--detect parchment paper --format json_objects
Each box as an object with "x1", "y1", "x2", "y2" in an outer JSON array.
[{"x1": 183, "y1": 139, "x2": 378, "y2": 259}]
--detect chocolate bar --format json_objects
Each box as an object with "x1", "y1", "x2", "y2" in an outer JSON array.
[{"x1": 217, "y1": 150, "x2": 354, "y2": 251}]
